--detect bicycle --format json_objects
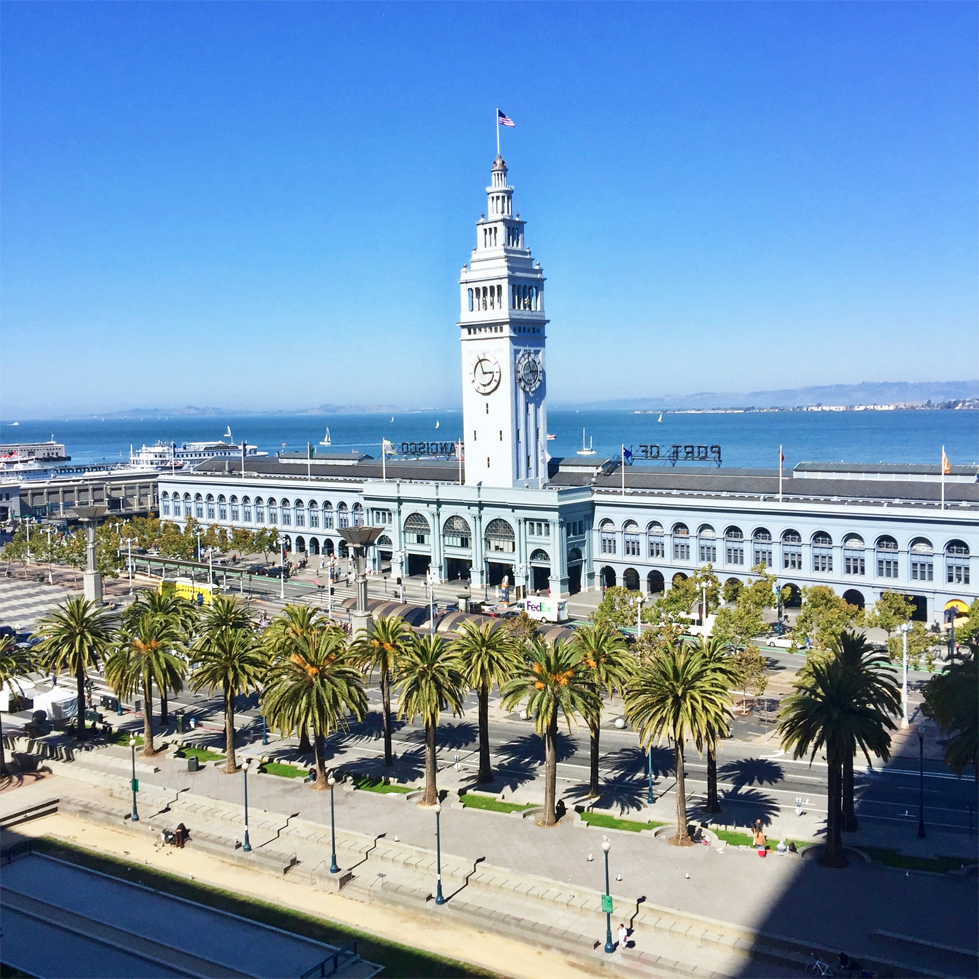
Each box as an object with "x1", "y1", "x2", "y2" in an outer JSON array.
[{"x1": 806, "y1": 955, "x2": 836, "y2": 977}]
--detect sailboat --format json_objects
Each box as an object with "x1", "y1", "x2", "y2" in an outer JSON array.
[
  {"x1": 224, "y1": 426, "x2": 233, "y2": 441},
  {"x1": 657, "y1": 413, "x2": 663, "y2": 423},
  {"x1": 577, "y1": 428, "x2": 596, "y2": 456},
  {"x1": 435, "y1": 420, "x2": 440, "y2": 429},
  {"x1": 320, "y1": 428, "x2": 332, "y2": 446}
]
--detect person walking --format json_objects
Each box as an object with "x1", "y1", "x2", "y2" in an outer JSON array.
[{"x1": 617, "y1": 924, "x2": 628, "y2": 949}]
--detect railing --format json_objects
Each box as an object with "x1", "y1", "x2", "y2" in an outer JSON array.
[{"x1": 300, "y1": 941, "x2": 359, "y2": 978}]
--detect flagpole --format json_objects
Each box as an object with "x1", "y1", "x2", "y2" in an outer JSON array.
[
  {"x1": 382, "y1": 441, "x2": 386, "y2": 483},
  {"x1": 458, "y1": 440, "x2": 462, "y2": 485},
  {"x1": 941, "y1": 445, "x2": 945, "y2": 511},
  {"x1": 496, "y1": 107, "x2": 500, "y2": 156},
  {"x1": 307, "y1": 442, "x2": 312, "y2": 482},
  {"x1": 779, "y1": 444, "x2": 783, "y2": 503},
  {"x1": 621, "y1": 445, "x2": 626, "y2": 498}
]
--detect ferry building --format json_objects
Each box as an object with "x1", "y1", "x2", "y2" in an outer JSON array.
[{"x1": 157, "y1": 155, "x2": 978, "y2": 626}]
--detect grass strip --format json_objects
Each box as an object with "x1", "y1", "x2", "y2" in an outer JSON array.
[
  {"x1": 860, "y1": 845, "x2": 978, "y2": 874},
  {"x1": 23, "y1": 837, "x2": 497, "y2": 978},
  {"x1": 352, "y1": 774, "x2": 413, "y2": 794},
  {"x1": 261, "y1": 760, "x2": 307, "y2": 779},
  {"x1": 579, "y1": 811, "x2": 667, "y2": 833},
  {"x1": 178, "y1": 746, "x2": 226, "y2": 763},
  {"x1": 110, "y1": 730, "x2": 144, "y2": 747},
  {"x1": 460, "y1": 794, "x2": 535, "y2": 814},
  {"x1": 708, "y1": 828, "x2": 811, "y2": 850}
]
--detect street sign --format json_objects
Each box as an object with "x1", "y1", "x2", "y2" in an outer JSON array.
[
  {"x1": 131, "y1": 778, "x2": 139, "y2": 793},
  {"x1": 601, "y1": 894, "x2": 613, "y2": 914}
]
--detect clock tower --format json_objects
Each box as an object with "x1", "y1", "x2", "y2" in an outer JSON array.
[{"x1": 459, "y1": 155, "x2": 548, "y2": 488}]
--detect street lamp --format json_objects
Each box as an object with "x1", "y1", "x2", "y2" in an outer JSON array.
[
  {"x1": 601, "y1": 838, "x2": 614, "y2": 953},
  {"x1": 122, "y1": 537, "x2": 136, "y2": 594},
  {"x1": 646, "y1": 744, "x2": 655, "y2": 804},
  {"x1": 916, "y1": 725, "x2": 926, "y2": 839},
  {"x1": 899, "y1": 622, "x2": 911, "y2": 729},
  {"x1": 129, "y1": 735, "x2": 139, "y2": 822},
  {"x1": 45, "y1": 526, "x2": 54, "y2": 584},
  {"x1": 635, "y1": 592, "x2": 644, "y2": 638},
  {"x1": 328, "y1": 772, "x2": 339, "y2": 874},
  {"x1": 434, "y1": 801, "x2": 445, "y2": 905},
  {"x1": 242, "y1": 757, "x2": 252, "y2": 852}
]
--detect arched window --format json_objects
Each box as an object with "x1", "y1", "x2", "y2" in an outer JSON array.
[
  {"x1": 647, "y1": 522, "x2": 665, "y2": 559},
  {"x1": 724, "y1": 526, "x2": 744, "y2": 566},
  {"x1": 352, "y1": 502, "x2": 365, "y2": 526},
  {"x1": 782, "y1": 529, "x2": 802, "y2": 543},
  {"x1": 218, "y1": 494, "x2": 228, "y2": 521},
  {"x1": 308, "y1": 500, "x2": 319, "y2": 529},
  {"x1": 280, "y1": 498, "x2": 291, "y2": 526},
  {"x1": 910, "y1": 538, "x2": 933, "y2": 582},
  {"x1": 599, "y1": 519, "x2": 616, "y2": 555},
  {"x1": 254, "y1": 496, "x2": 265, "y2": 524},
  {"x1": 752, "y1": 528, "x2": 772, "y2": 568},
  {"x1": 294, "y1": 499, "x2": 305, "y2": 528},
  {"x1": 468, "y1": 288, "x2": 473, "y2": 312},
  {"x1": 781, "y1": 529, "x2": 802, "y2": 571},
  {"x1": 672, "y1": 523, "x2": 690, "y2": 562},
  {"x1": 241, "y1": 496, "x2": 252, "y2": 523},
  {"x1": 322, "y1": 501, "x2": 334, "y2": 529},
  {"x1": 194, "y1": 493, "x2": 204, "y2": 519},
  {"x1": 161, "y1": 491, "x2": 170, "y2": 517},
  {"x1": 337, "y1": 502, "x2": 349, "y2": 529},
  {"x1": 268, "y1": 497, "x2": 278, "y2": 525},
  {"x1": 623, "y1": 520, "x2": 640, "y2": 557},
  {"x1": 530, "y1": 548, "x2": 549, "y2": 563},
  {"x1": 377, "y1": 535, "x2": 393, "y2": 548},
  {"x1": 405, "y1": 512, "x2": 430, "y2": 545},
  {"x1": 812, "y1": 532, "x2": 832, "y2": 573},
  {"x1": 229, "y1": 495, "x2": 239, "y2": 522},
  {"x1": 946, "y1": 540, "x2": 970, "y2": 585},
  {"x1": 673, "y1": 523, "x2": 689, "y2": 535},
  {"x1": 485, "y1": 517, "x2": 516, "y2": 553},
  {"x1": 698, "y1": 524, "x2": 716, "y2": 564},
  {"x1": 875, "y1": 535, "x2": 899, "y2": 579},
  {"x1": 443, "y1": 515, "x2": 472, "y2": 549},
  {"x1": 204, "y1": 494, "x2": 214, "y2": 520},
  {"x1": 623, "y1": 568, "x2": 640, "y2": 591},
  {"x1": 843, "y1": 535, "x2": 865, "y2": 576}
]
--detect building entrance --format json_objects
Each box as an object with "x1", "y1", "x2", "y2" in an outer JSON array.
[
  {"x1": 408, "y1": 553, "x2": 431, "y2": 577},
  {"x1": 487, "y1": 561, "x2": 514, "y2": 587},
  {"x1": 532, "y1": 566, "x2": 550, "y2": 593},
  {"x1": 445, "y1": 557, "x2": 472, "y2": 582}
]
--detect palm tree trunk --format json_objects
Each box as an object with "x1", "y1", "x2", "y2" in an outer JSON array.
[
  {"x1": 824, "y1": 746, "x2": 847, "y2": 867},
  {"x1": 312, "y1": 730, "x2": 328, "y2": 790},
  {"x1": 543, "y1": 716, "x2": 558, "y2": 827},
  {"x1": 297, "y1": 729, "x2": 312, "y2": 754},
  {"x1": 421, "y1": 720, "x2": 439, "y2": 806},
  {"x1": 224, "y1": 688, "x2": 238, "y2": 773},
  {"x1": 381, "y1": 665, "x2": 393, "y2": 766},
  {"x1": 160, "y1": 686, "x2": 169, "y2": 727},
  {"x1": 672, "y1": 736, "x2": 692, "y2": 845},
  {"x1": 75, "y1": 665, "x2": 87, "y2": 741},
  {"x1": 141, "y1": 677, "x2": 155, "y2": 756},
  {"x1": 476, "y1": 682, "x2": 492, "y2": 783},
  {"x1": 842, "y1": 739, "x2": 858, "y2": 832},
  {"x1": 588, "y1": 717, "x2": 601, "y2": 797},
  {"x1": 705, "y1": 739, "x2": 722, "y2": 813}
]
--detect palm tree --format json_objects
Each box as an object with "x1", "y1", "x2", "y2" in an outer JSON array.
[
  {"x1": 625, "y1": 643, "x2": 731, "y2": 845},
  {"x1": 690, "y1": 635, "x2": 737, "y2": 814},
  {"x1": 350, "y1": 615, "x2": 412, "y2": 767},
  {"x1": 1, "y1": 635, "x2": 35, "y2": 776},
  {"x1": 777, "y1": 656, "x2": 896, "y2": 867},
  {"x1": 191, "y1": 619, "x2": 267, "y2": 773},
  {"x1": 922, "y1": 655, "x2": 978, "y2": 779},
  {"x1": 199, "y1": 594, "x2": 254, "y2": 633},
  {"x1": 105, "y1": 613, "x2": 187, "y2": 756},
  {"x1": 396, "y1": 634, "x2": 466, "y2": 806},
  {"x1": 452, "y1": 621, "x2": 521, "y2": 784},
  {"x1": 263, "y1": 624, "x2": 367, "y2": 789},
  {"x1": 571, "y1": 624, "x2": 634, "y2": 797},
  {"x1": 122, "y1": 590, "x2": 197, "y2": 725},
  {"x1": 32, "y1": 597, "x2": 114, "y2": 740},
  {"x1": 501, "y1": 639, "x2": 600, "y2": 827},
  {"x1": 833, "y1": 631, "x2": 900, "y2": 831}
]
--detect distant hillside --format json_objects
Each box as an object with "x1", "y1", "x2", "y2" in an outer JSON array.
[
  {"x1": 557, "y1": 380, "x2": 979, "y2": 411},
  {"x1": 98, "y1": 403, "x2": 402, "y2": 418}
]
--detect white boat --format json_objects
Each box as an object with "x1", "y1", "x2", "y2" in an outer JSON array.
[
  {"x1": 130, "y1": 437, "x2": 267, "y2": 471},
  {"x1": 577, "y1": 428, "x2": 596, "y2": 456},
  {"x1": 320, "y1": 428, "x2": 332, "y2": 446},
  {"x1": 658, "y1": 413, "x2": 663, "y2": 422}
]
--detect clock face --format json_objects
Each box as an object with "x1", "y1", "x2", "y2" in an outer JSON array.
[
  {"x1": 515, "y1": 351, "x2": 543, "y2": 393},
  {"x1": 471, "y1": 353, "x2": 502, "y2": 395}
]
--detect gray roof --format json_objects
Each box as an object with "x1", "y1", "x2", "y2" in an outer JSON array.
[
  {"x1": 194, "y1": 457, "x2": 461, "y2": 483},
  {"x1": 795, "y1": 462, "x2": 979, "y2": 476}
]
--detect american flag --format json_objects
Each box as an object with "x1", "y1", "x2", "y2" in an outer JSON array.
[{"x1": 497, "y1": 108, "x2": 515, "y2": 127}]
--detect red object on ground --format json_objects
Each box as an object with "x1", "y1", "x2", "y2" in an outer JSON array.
[{"x1": 757, "y1": 848, "x2": 767, "y2": 857}]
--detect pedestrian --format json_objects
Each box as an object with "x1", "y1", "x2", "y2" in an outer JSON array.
[{"x1": 617, "y1": 924, "x2": 628, "y2": 948}]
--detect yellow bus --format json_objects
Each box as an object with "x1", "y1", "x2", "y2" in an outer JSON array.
[{"x1": 158, "y1": 577, "x2": 220, "y2": 606}]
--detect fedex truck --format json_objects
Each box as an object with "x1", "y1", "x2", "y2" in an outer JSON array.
[{"x1": 513, "y1": 596, "x2": 569, "y2": 624}]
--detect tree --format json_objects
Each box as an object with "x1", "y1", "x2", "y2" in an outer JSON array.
[
  {"x1": 350, "y1": 616, "x2": 413, "y2": 766},
  {"x1": 263, "y1": 624, "x2": 367, "y2": 789},
  {"x1": 730, "y1": 645, "x2": 769, "y2": 712},
  {"x1": 33, "y1": 598, "x2": 114, "y2": 740},
  {"x1": 160, "y1": 521, "x2": 195, "y2": 560},
  {"x1": 659, "y1": 577, "x2": 698, "y2": 619},
  {"x1": 865, "y1": 591, "x2": 914, "y2": 649},
  {"x1": 778, "y1": 654, "x2": 896, "y2": 867},
  {"x1": 396, "y1": 634, "x2": 466, "y2": 806},
  {"x1": 106, "y1": 612, "x2": 187, "y2": 756},
  {"x1": 690, "y1": 565, "x2": 721, "y2": 615},
  {"x1": 625, "y1": 642, "x2": 731, "y2": 845},
  {"x1": 721, "y1": 578, "x2": 743, "y2": 604},
  {"x1": 593, "y1": 586, "x2": 648, "y2": 631},
  {"x1": 571, "y1": 624, "x2": 635, "y2": 797},
  {"x1": 689, "y1": 635, "x2": 736, "y2": 813},
  {"x1": 951, "y1": 599, "x2": 979, "y2": 658},
  {"x1": 1, "y1": 636, "x2": 35, "y2": 776},
  {"x1": 190, "y1": 600, "x2": 267, "y2": 773},
  {"x1": 252, "y1": 527, "x2": 280, "y2": 565},
  {"x1": 501, "y1": 639, "x2": 600, "y2": 827},
  {"x1": 452, "y1": 621, "x2": 522, "y2": 783},
  {"x1": 94, "y1": 523, "x2": 125, "y2": 577},
  {"x1": 498, "y1": 610, "x2": 539, "y2": 644},
  {"x1": 713, "y1": 602, "x2": 764, "y2": 653},
  {"x1": 1, "y1": 526, "x2": 32, "y2": 576},
  {"x1": 118, "y1": 516, "x2": 162, "y2": 551},
  {"x1": 793, "y1": 585, "x2": 859, "y2": 652},
  {"x1": 885, "y1": 621, "x2": 934, "y2": 671},
  {"x1": 922, "y1": 657, "x2": 978, "y2": 778},
  {"x1": 228, "y1": 526, "x2": 255, "y2": 557}
]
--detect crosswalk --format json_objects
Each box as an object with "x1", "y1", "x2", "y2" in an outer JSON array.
[{"x1": 0, "y1": 579, "x2": 76, "y2": 632}]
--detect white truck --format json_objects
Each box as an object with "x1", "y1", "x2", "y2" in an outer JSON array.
[{"x1": 513, "y1": 596, "x2": 570, "y2": 624}]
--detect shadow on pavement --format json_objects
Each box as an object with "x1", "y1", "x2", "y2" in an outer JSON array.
[
  {"x1": 606, "y1": 744, "x2": 674, "y2": 781},
  {"x1": 563, "y1": 778, "x2": 651, "y2": 815},
  {"x1": 718, "y1": 756, "x2": 785, "y2": 790},
  {"x1": 493, "y1": 730, "x2": 576, "y2": 789}
]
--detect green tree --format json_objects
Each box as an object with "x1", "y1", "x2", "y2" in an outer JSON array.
[
  {"x1": 119, "y1": 516, "x2": 162, "y2": 551},
  {"x1": 159, "y1": 521, "x2": 195, "y2": 560},
  {"x1": 501, "y1": 639, "x2": 600, "y2": 827},
  {"x1": 626, "y1": 642, "x2": 731, "y2": 844},
  {"x1": 396, "y1": 634, "x2": 466, "y2": 806},
  {"x1": 1, "y1": 526, "x2": 32, "y2": 576},
  {"x1": 94, "y1": 523, "x2": 124, "y2": 577},
  {"x1": 252, "y1": 527, "x2": 280, "y2": 565},
  {"x1": 350, "y1": 616, "x2": 413, "y2": 767},
  {"x1": 689, "y1": 635, "x2": 736, "y2": 813},
  {"x1": 32, "y1": 598, "x2": 114, "y2": 740},
  {"x1": 721, "y1": 578, "x2": 743, "y2": 604},
  {"x1": 498, "y1": 610, "x2": 539, "y2": 644},
  {"x1": 865, "y1": 591, "x2": 915, "y2": 648},
  {"x1": 690, "y1": 565, "x2": 721, "y2": 615},
  {"x1": 778, "y1": 655, "x2": 896, "y2": 867},
  {"x1": 730, "y1": 645, "x2": 769, "y2": 712},
  {"x1": 228, "y1": 526, "x2": 255, "y2": 557},
  {"x1": 793, "y1": 585, "x2": 859, "y2": 652},
  {"x1": 713, "y1": 602, "x2": 764, "y2": 653},
  {"x1": 263, "y1": 624, "x2": 367, "y2": 789},
  {"x1": 571, "y1": 624, "x2": 635, "y2": 797},
  {"x1": 106, "y1": 612, "x2": 187, "y2": 756},
  {"x1": 659, "y1": 577, "x2": 698, "y2": 619},
  {"x1": 922, "y1": 656, "x2": 978, "y2": 778},
  {"x1": 452, "y1": 621, "x2": 522, "y2": 784},
  {"x1": 593, "y1": 585, "x2": 647, "y2": 631},
  {"x1": 951, "y1": 599, "x2": 979, "y2": 658},
  {"x1": 886, "y1": 621, "x2": 935, "y2": 671},
  {"x1": 190, "y1": 600, "x2": 267, "y2": 772},
  {"x1": 1, "y1": 635, "x2": 35, "y2": 776}
]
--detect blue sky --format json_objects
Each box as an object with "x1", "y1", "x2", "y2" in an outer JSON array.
[{"x1": 2, "y1": 1, "x2": 976, "y2": 416}]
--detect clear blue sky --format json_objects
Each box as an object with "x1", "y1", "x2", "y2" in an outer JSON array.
[{"x1": 2, "y1": 1, "x2": 976, "y2": 416}]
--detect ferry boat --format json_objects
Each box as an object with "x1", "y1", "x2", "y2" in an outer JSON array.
[
  {"x1": 129, "y1": 437, "x2": 267, "y2": 470},
  {"x1": 577, "y1": 428, "x2": 596, "y2": 456}
]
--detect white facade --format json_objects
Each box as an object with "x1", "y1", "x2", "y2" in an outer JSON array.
[{"x1": 459, "y1": 155, "x2": 548, "y2": 489}]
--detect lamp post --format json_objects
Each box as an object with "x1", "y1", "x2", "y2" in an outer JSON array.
[
  {"x1": 328, "y1": 773, "x2": 339, "y2": 873},
  {"x1": 242, "y1": 757, "x2": 252, "y2": 851},
  {"x1": 483, "y1": 557, "x2": 489, "y2": 603},
  {"x1": 122, "y1": 537, "x2": 136, "y2": 594},
  {"x1": 635, "y1": 592, "x2": 644, "y2": 638},
  {"x1": 45, "y1": 526, "x2": 54, "y2": 583},
  {"x1": 280, "y1": 542, "x2": 286, "y2": 601},
  {"x1": 602, "y1": 838, "x2": 614, "y2": 953},
  {"x1": 194, "y1": 526, "x2": 203, "y2": 563},
  {"x1": 129, "y1": 735, "x2": 139, "y2": 822},
  {"x1": 917, "y1": 725, "x2": 926, "y2": 839},
  {"x1": 208, "y1": 545, "x2": 213, "y2": 588},
  {"x1": 899, "y1": 622, "x2": 911, "y2": 729},
  {"x1": 646, "y1": 744, "x2": 655, "y2": 804},
  {"x1": 434, "y1": 801, "x2": 445, "y2": 905}
]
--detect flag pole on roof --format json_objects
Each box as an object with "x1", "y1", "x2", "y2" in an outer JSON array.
[
  {"x1": 779, "y1": 445, "x2": 784, "y2": 503},
  {"x1": 496, "y1": 108, "x2": 514, "y2": 156}
]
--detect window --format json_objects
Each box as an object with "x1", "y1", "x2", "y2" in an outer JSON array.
[
  {"x1": 568, "y1": 520, "x2": 585, "y2": 538},
  {"x1": 647, "y1": 522, "x2": 665, "y2": 558},
  {"x1": 254, "y1": 497, "x2": 265, "y2": 524},
  {"x1": 485, "y1": 517, "x2": 515, "y2": 553},
  {"x1": 946, "y1": 540, "x2": 970, "y2": 585},
  {"x1": 194, "y1": 494, "x2": 204, "y2": 518},
  {"x1": 843, "y1": 535, "x2": 865, "y2": 576},
  {"x1": 875, "y1": 536, "x2": 898, "y2": 579},
  {"x1": 230, "y1": 496, "x2": 240, "y2": 522},
  {"x1": 337, "y1": 503, "x2": 349, "y2": 529},
  {"x1": 528, "y1": 520, "x2": 550, "y2": 537},
  {"x1": 443, "y1": 515, "x2": 472, "y2": 549},
  {"x1": 781, "y1": 529, "x2": 802, "y2": 569},
  {"x1": 812, "y1": 531, "x2": 832, "y2": 573},
  {"x1": 725, "y1": 527, "x2": 744, "y2": 566},
  {"x1": 910, "y1": 538, "x2": 933, "y2": 582},
  {"x1": 698, "y1": 525, "x2": 716, "y2": 564},
  {"x1": 218, "y1": 495, "x2": 227, "y2": 521},
  {"x1": 295, "y1": 502, "x2": 305, "y2": 528},
  {"x1": 405, "y1": 512, "x2": 431, "y2": 545},
  {"x1": 281, "y1": 498, "x2": 292, "y2": 526},
  {"x1": 268, "y1": 498, "x2": 278, "y2": 524},
  {"x1": 206, "y1": 494, "x2": 215, "y2": 521},
  {"x1": 161, "y1": 493, "x2": 170, "y2": 516},
  {"x1": 323, "y1": 502, "x2": 334, "y2": 529},
  {"x1": 352, "y1": 503, "x2": 365, "y2": 526},
  {"x1": 242, "y1": 497, "x2": 252, "y2": 523},
  {"x1": 600, "y1": 519, "x2": 616, "y2": 555},
  {"x1": 309, "y1": 502, "x2": 319, "y2": 529},
  {"x1": 752, "y1": 528, "x2": 772, "y2": 568},
  {"x1": 622, "y1": 520, "x2": 639, "y2": 556},
  {"x1": 373, "y1": 509, "x2": 392, "y2": 526}
]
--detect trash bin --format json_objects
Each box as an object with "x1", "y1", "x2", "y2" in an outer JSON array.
[
  {"x1": 99, "y1": 695, "x2": 119, "y2": 712},
  {"x1": 175, "y1": 715, "x2": 185, "y2": 734},
  {"x1": 85, "y1": 710, "x2": 103, "y2": 724},
  {"x1": 187, "y1": 756, "x2": 199, "y2": 773}
]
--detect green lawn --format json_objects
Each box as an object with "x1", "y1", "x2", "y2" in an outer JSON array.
[
  {"x1": 708, "y1": 827, "x2": 811, "y2": 849},
  {"x1": 860, "y1": 845, "x2": 978, "y2": 875},
  {"x1": 460, "y1": 793, "x2": 535, "y2": 814},
  {"x1": 22, "y1": 838, "x2": 498, "y2": 978},
  {"x1": 110, "y1": 730, "x2": 143, "y2": 747},
  {"x1": 178, "y1": 746, "x2": 226, "y2": 763},
  {"x1": 579, "y1": 811, "x2": 667, "y2": 833},
  {"x1": 352, "y1": 774, "x2": 413, "y2": 794},
  {"x1": 261, "y1": 761, "x2": 307, "y2": 779}
]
